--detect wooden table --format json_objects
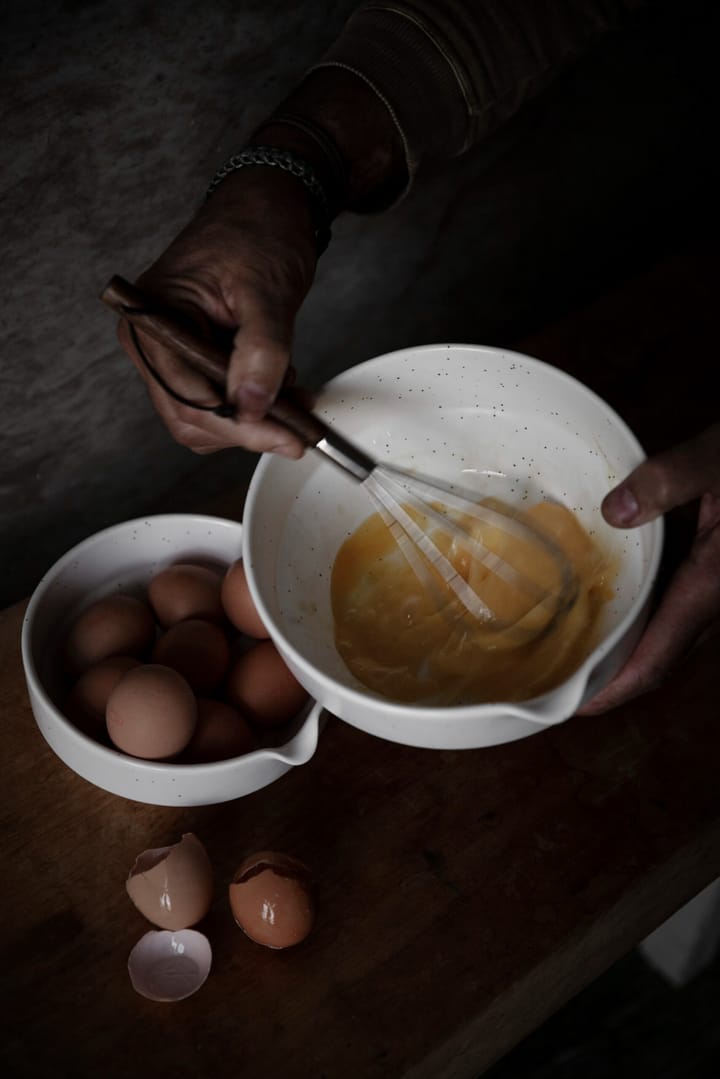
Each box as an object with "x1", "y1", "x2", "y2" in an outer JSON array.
[{"x1": 3, "y1": 249, "x2": 720, "y2": 1079}]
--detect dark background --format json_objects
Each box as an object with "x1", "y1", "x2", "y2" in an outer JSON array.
[{"x1": 2, "y1": 0, "x2": 719, "y2": 1072}]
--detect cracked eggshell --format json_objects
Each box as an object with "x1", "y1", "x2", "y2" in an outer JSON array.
[
  {"x1": 228, "y1": 850, "x2": 314, "y2": 949},
  {"x1": 126, "y1": 833, "x2": 214, "y2": 930},
  {"x1": 128, "y1": 929, "x2": 212, "y2": 1002}
]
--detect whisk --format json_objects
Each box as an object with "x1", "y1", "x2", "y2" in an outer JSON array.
[{"x1": 100, "y1": 275, "x2": 578, "y2": 642}]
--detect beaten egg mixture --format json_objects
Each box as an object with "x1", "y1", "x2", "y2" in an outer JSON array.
[{"x1": 331, "y1": 499, "x2": 615, "y2": 705}]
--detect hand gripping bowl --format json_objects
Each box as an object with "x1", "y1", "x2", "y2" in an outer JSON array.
[
  {"x1": 242, "y1": 344, "x2": 664, "y2": 750},
  {"x1": 21, "y1": 515, "x2": 321, "y2": 805}
]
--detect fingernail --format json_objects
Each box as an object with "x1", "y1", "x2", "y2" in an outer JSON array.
[
  {"x1": 605, "y1": 486, "x2": 639, "y2": 525},
  {"x1": 237, "y1": 382, "x2": 272, "y2": 413}
]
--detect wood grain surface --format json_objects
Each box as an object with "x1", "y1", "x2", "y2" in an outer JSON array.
[{"x1": 3, "y1": 249, "x2": 719, "y2": 1079}]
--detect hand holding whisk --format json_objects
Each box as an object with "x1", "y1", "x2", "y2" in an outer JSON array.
[{"x1": 100, "y1": 275, "x2": 578, "y2": 644}]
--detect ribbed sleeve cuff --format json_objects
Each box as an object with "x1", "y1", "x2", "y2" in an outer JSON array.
[
  {"x1": 309, "y1": 6, "x2": 471, "y2": 186},
  {"x1": 308, "y1": 0, "x2": 648, "y2": 207}
]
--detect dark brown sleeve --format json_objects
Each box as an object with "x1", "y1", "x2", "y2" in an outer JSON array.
[{"x1": 310, "y1": 0, "x2": 648, "y2": 186}]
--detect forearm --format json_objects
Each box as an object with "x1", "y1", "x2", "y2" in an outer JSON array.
[
  {"x1": 251, "y1": 0, "x2": 647, "y2": 213},
  {"x1": 251, "y1": 66, "x2": 408, "y2": 214}
]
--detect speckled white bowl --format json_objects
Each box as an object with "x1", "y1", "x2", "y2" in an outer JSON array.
[
  {"x1": 21, "y1": 514, "x2": 321, "y2": 805},
  {"x1": 243, "y1": 344, "x2": 663, "y2": 749}
]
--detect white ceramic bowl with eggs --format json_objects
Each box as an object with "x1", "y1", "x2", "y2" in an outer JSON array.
[
  {"x1": 21, "y1": 514, "x2": 321, "y2": 806},
  {"x1": 242, "y1": 343, "x2": 664, "y2": 750}
]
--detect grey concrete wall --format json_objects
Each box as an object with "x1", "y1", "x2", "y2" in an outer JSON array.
[{"x1": 2, "y1": 0, "x2": 717, "y2": 606}]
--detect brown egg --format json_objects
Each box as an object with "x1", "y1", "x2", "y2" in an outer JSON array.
[
  {"x1": 126, "y1": 833, "x2": 214, "y2": 930},
  {"x1": 151, "y1": 618, "x2": 230, "y2": 694},
  {"x1": 64, "y1": 655, "x2": 141, "y2": 736},
  {"x1": 106, "y1": 664, "x2": 197, "y2": 760},
  {"x1": 221, "y1": 558, "x2": 269, "y2": 639},
  {"x1": 225, "y1": 640, "x2": 309, "y2": 729},
  {"x1": 62, "y1": 594, "x2": 156, "y2": 675},
  {"x1": 148, "y1": 562, "x2": 225, "y2": 628},
  {"x1": 228, "y1": 851, "x2": 314, "y2": 949},
  {"x1": 183, "y1": 699, "x2": 255, "y2": 763}
]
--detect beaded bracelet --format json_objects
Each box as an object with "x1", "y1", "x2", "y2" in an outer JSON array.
[
  {"x1": 206, "y1": 145, "x2": 333, "y2": 254},
  {"x1": 266, "y1": 112, "x2": 349, "y2": 215}
]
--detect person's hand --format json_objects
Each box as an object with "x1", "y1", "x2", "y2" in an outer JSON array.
[
  {"x1": 114, "y1": 63, "x2": 407, "y2": 458},
  {"x1": 579, "y1": 422, "x2": 720, "y2": 714},
  {"x1": 117, "y1": 166, "x2": 320, "y2": 458}
]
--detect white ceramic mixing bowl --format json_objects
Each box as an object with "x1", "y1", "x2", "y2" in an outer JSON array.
[
  {"x1": 21, "y1": 514, "x2": 321, "y2": 805},
  {"x1": 243, "y1": 344, "x2": 663, "y2": 749}
]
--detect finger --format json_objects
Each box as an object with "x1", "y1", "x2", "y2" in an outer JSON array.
[
  {"x1": 227, "y1": 333, "x2": 293, "y2": 419},
  {"x1": 224, "y1": 294, "x2": 295, "y2": 417},
  {"x1": 118, "y1": 319, "x2": 223, "y2": 408},
  {"x1": 226, "y1": 329, "x2": 305, "y2": 457},
  {"x1": 579, "y1": 514, "x2": 720, "y2": 714},
  {"x1": 602, "y1": 422, "x2": 720, "y2": 527},
  {"x1": 119, "y1": 319, "x2": 304, "y2": 457},
  {"x1": 119, "y1": 317, "x2": 228, "y2": 446}
]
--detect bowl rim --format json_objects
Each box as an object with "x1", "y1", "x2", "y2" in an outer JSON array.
[{"x1": 243, "y1": 342, "x2": 665, "y2": 724}]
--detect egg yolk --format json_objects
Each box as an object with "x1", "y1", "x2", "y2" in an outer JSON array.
[{"x1": 331, "y1": 499, "x2": 615, "y2": 705}]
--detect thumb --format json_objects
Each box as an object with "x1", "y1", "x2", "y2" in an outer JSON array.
[
  {"x1": 225, "y1": 300, "x2": 295, "y2": 420},
  {"x1": 602, "y1": 423, "x2": 720, "y2": 528}
]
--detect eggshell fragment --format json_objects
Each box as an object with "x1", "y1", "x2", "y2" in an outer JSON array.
[
  {"x1": 148, "y1": 563, "x2": 225, "y2": 628},
  {"x1": 62, "y1": 594, "x2": 156, "y2": 675},
  {"x1": 106, "y1": 664, "x2": 197, "y2": 760},
  {"x1": 128, "y1": 929, "x2": 212, "y2": 1002},
  {"x1": 225, "y1": 641, "x2": 309, "y2": 729},
  {"x1": 228, "y1": 850, "x2": 314, "y2": 949},
  {"x1": 182, "y1": 699, "x2": 255, "y2": 763},
  {"x1": 126, "y1": 833, "x2": 214, "y2": 930},
  {"x1": 64, "y1": 655, "x2": 140, "y2": 736},
  {"x1": 151, "y1": 618, "x2": 230, "y2": 694},
  {"x1": 221, "y1": 558, "x2": 269, "y2": 639}
]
